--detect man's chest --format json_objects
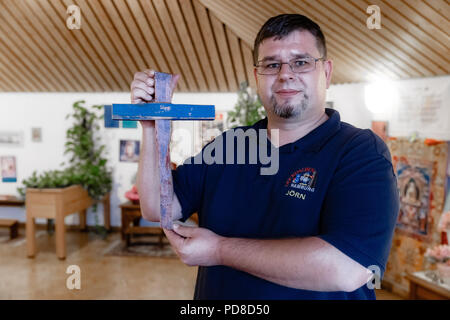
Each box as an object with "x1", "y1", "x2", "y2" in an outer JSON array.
[{"x1": 200, "y1": 153, "x2": 337, "y2": 238}]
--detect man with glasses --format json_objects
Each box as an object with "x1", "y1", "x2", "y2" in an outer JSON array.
[{"x1": 133, "y1": 14, "x2": 399, "y2": 299}]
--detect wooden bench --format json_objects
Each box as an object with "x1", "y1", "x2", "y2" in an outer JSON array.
[
  {"x1": 0, "y1": 195, "x2": 23, "y2": 240},
  {"x1": 0, "y1": 219, "x2": 19, "y2": 239},
  {"x1": 120, "y1": 201, "x2": 164, "y2": 247}
]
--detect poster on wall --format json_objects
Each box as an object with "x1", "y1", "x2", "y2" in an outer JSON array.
[
  {"x1": 1, "y1": 156, "x2": 17, "y2": 183},
  {"x1": 389, "y1": 78, "x2": 450, "y2": 140},
  {"x1": 396, "y1": 158, "x2": 433, "y2": 241},
  {"x1": 119, "y1": 140, "x2": 140, "y2": 163}
]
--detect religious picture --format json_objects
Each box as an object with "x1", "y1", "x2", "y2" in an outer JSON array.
[
  {"x1": 201, "y1": 111, "x2": 227, "y2": 147},
  {"x1": 119, "y1": 140, "x2": 140, "y2": 163},
  {"x1": 1, "y1": 156, "x2": 17, "y2": 182},
  {"x1": 396, "y1": 158, "x2": 433, "y2": 240}
]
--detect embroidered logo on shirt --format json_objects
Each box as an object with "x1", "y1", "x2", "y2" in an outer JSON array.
[{"x1": 285, "y1": 167, "x2": 317, "y2": 193}]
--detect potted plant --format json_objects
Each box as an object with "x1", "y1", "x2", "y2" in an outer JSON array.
[
  {"x1": 227, "y1": 81, "x2": 266, "y2": 128},
  {"x1": 18, "y1": 100, "x2": 112, "y2": 237}
]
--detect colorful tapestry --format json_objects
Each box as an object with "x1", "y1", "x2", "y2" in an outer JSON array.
[{"x1": 384, "y1": 138, "x2": 448, "y2": 295}]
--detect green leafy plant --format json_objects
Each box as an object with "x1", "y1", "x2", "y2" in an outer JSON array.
[
  {"x1": 18, "y1": 100, "x2": 112, "y2": 236},
  {"x1": 227, "y1": 81, "x2": 266, "y2": 128}
]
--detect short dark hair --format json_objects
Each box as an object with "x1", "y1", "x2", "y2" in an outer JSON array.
[{"x1": 253, "y1": 14, "x2": 327, "y2": 65}]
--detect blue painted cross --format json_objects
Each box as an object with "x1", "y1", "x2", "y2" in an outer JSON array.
[{"x1": 108, "y1": 72, "x2": 215, "y2": 229}]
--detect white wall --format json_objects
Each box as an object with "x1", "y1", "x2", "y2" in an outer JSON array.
[
  {"x1": 327, "y1": 75, "x2": 450, "y2": 139},
  {"x1": 0, "y1": 92, "x2": 237, "y2": 227},
  {"x1": 326, "y1": 82, "x2": 373, "y2": 129}
]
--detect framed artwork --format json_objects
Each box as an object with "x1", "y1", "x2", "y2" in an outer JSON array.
[
  {"x1": 1, "y1": 156, "x2": 17, "y2": 182},
  {"x1": 0, "y1": 131, "x2": 23, "y2": 147},
  {"x1": 119, "y1": 140, "x2": 140, "y2": 163},
  {"x1": 384, "y1": 138, "x2": 448, "y2": 293},
  {"x1": 32, "y1": 128, "x2": 42, "y2": 142}
]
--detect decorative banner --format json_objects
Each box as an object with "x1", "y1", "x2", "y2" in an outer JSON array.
[
  {"x1": 1, "y1": 156, "x2": 17, "y2": 182},
  {"x1": 389, "y1": 77, "x2": 450, "y2": 140},
  {"x1": 119, "y1": 140, "x2": 140, "y2": 163},
  {"x1": 384, "y1": 138, "x2": 448, "y2": 295}
]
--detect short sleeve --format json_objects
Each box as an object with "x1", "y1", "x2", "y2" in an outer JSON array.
[
  {"x1": 317, "y1": 130, "x2": 400, "y2": 277},
  {"x1": 172, "y1": 152, "x2": 207, "y2": 222}
]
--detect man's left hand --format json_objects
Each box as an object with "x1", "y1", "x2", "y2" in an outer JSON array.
[{"x1": 163, "y1": 224, "x2": 224, "y2": 267}]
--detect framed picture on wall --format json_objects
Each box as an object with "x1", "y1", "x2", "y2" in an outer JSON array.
[
  {"x1": 31, "y1": 128, "x2": 42, "y2": 142},
  {"x1": 1, "y1": 156, "x2": 17, "y2": 183},
  {"x1": 119, "y1": 140, "x2": 140, "y2": 163},
  {"x1": 0, "y1": 131, "x2": 23, "y2": 147}
]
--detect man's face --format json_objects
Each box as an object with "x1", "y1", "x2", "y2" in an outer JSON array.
[{"x1": 254, "y1": 30, "x2": 332, "y2": 120}]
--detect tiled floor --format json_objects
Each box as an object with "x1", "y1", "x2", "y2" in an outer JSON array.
[
  {"x1": 0, "y1": 228, "x2": 197, "y2": 299},
  {"x1": 0, "y1": 228, "x2": 403, "y2": 300}
]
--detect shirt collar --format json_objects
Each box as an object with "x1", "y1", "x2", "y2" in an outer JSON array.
[{"x1": 254, "y1": 108, "x2": 341, "y2": 154}]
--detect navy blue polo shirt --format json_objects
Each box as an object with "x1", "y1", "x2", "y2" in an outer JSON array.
[{"x1": 172, "y1": 108, "x2": 399, "y2": 300}]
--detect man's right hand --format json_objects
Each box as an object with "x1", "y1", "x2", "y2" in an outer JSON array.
[{"x1": 130, "y1": 69, "x2": 180, "y2": 129}]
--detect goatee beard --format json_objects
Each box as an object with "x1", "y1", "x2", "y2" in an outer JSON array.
[{"x1": 270, "y1": 94, "x2": 308, "y2": 119}]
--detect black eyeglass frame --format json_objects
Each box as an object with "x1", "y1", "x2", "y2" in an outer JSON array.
[{"x1": 254, "y1": 56, "x2": 326, "y2": 75}]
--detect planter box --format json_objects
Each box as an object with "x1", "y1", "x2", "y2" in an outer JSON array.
[{"x1": 26, "y1": 185, "x2": 109, "y2": 259}]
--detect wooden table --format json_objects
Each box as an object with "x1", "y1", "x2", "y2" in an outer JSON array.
[
  {"x1": 406, "y1": 272, "x2": 450, "y2": 300},
  {"x1": 120, "y1": 201, "x2": 164, "y2": 247}
]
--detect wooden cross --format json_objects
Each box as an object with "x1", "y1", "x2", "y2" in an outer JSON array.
[{"x1": 111, "y1": 72, "x2": 215, "y2": 229}]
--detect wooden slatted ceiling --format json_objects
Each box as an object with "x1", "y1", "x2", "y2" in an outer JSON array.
[
  {"x1": 0, "y1": 0, "x2": 448, "y2": 93},
  {"x1": 201, "y1": 0, "x2": 449, "y2": 83}
]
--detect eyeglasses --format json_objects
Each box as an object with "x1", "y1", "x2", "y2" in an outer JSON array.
[{"x1": 254, "y1": 56, "x2": 325, "y2": 75}]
